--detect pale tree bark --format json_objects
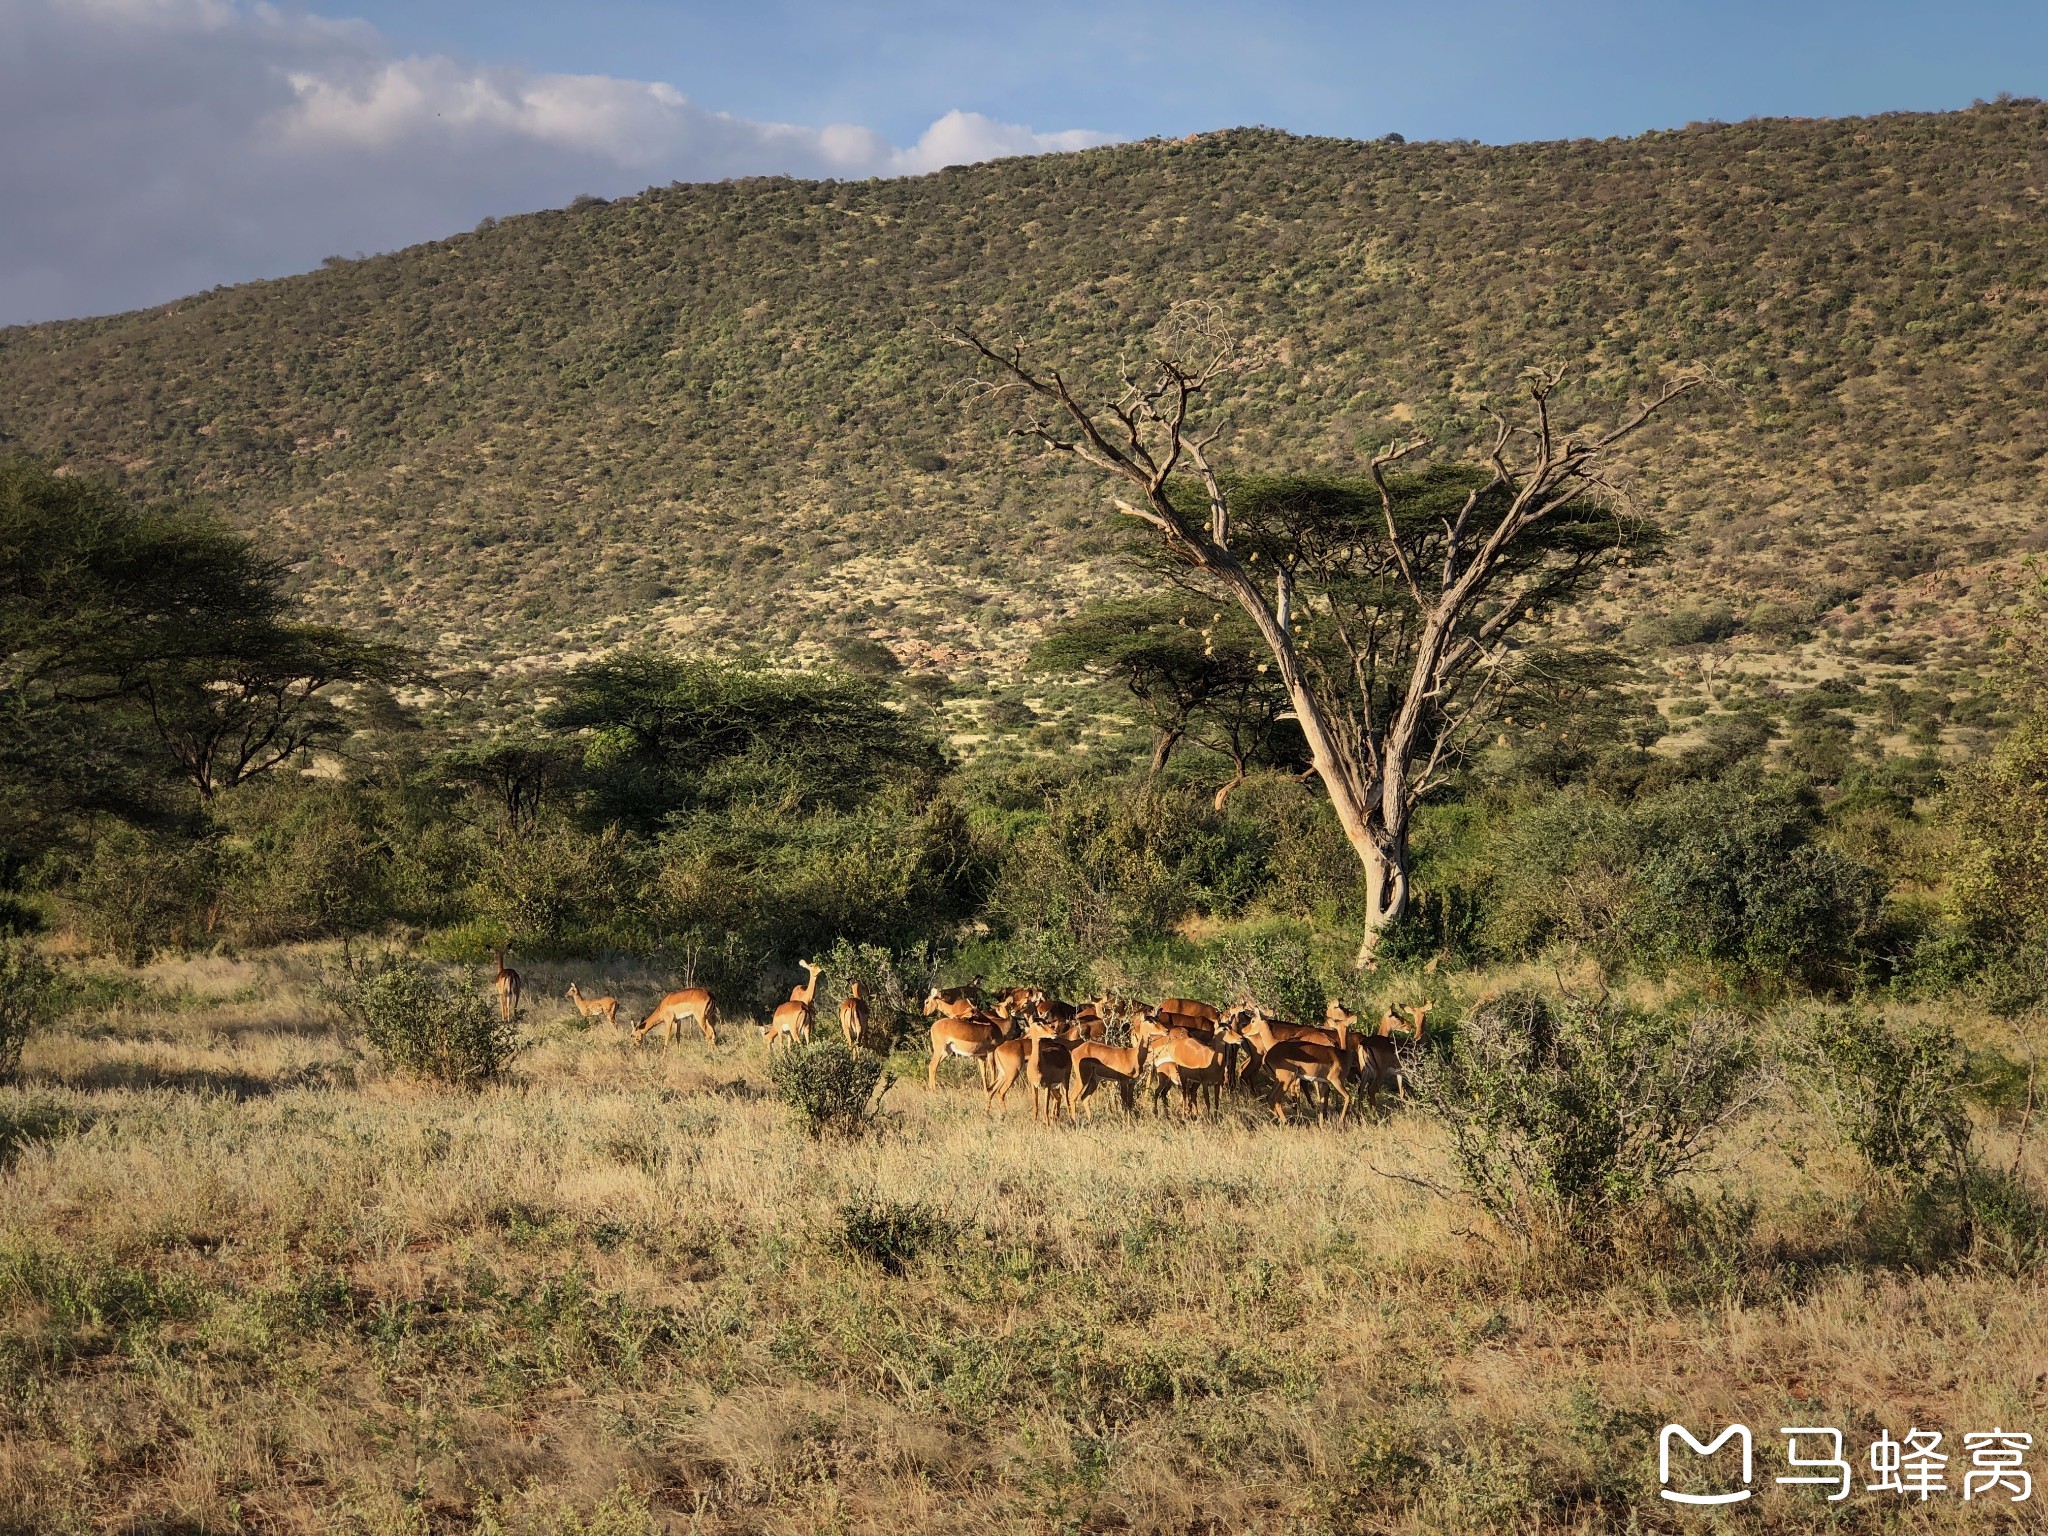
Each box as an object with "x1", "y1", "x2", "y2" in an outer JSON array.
[{"x1": 954, "y1": 315, "x2": 1699, "y2": 967}]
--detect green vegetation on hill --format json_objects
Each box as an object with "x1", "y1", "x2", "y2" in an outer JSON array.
[{"x1": 2, "y1": 106, "x2": 2046, "y2": 679}]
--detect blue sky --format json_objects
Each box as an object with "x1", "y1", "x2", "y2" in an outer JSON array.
[
  {"x1": 320, "y1": 0, "x2": 2048, "y2": 147},
  {"x1": 2, "y1": 0, "x2": 2043, "y2": 326}
]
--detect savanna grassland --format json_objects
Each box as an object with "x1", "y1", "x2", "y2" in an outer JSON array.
[
  {"x1": 1, "y1": 952, "x2": 2043, "y2": 1536},
  {"x1": 8, "y1": 104, "x2": 2048, "y2": 1536}
]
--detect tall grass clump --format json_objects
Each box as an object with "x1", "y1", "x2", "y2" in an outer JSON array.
[
  {"x1": 336, "y1": 952, "x2": 518, "y2": 1086},
  {"x1": 1416, "y1": 990, "x2": 1765, "y2": 1245},
  {"x1": 767, "y1": 1037, "x2": 890, "y2": 1138}
]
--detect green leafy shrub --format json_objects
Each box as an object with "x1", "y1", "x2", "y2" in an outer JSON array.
[
  {"x1": 650, "y1": 792, "x2": 981, "y2": 961},
  {"x1": 217, "y1": 779, "x2": 391, "y2": 946},
  {"x1": 337, "y1": 953, "x2": 517, "y2": 1087},
  {"x1": 816, "y1": 938, "x2": 935, "y2": 1050},
  {"x1": 1416, "y1": 991, "x2": 1765, "y2": 1244},
  {"x1": 837, "y1": 1195, "x2": 952, "y2": 1274},
  {"x1": 0, "y1": 938, "x2": 61, "y2": 1084},
  {"x1": 67, "y1": 824, "x2": 219, "y2": 964},
  {"x1": 1199, "y1": 922, "x2": 1327, "y2": 1023},
  {"x1": 1800, "y1": 1010, "x2": 1973, "y2": 1193},
  {"x1": 1629, "y1": 776, "x2": 1883, "y2": 990},
  {"x1": 1482, "y1": 793, "x2": 1642, "y2": 968},
  {"x1": 469, "y1": 815, "x2": 634, "y2": 955},
  {"x1": 767, "y1": 1038, "x2": 889, "y2": 1138},
  {"x1": 1798, "y1": 1008, "x2": 2047, "y2": 1265},
  {"x1": 988, "y1": 782, "x2": 1206, "y2": 951}
]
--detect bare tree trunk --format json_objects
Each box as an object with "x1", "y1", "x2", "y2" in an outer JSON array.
[
  {"x1": 1148, "y1": 726, "x2": 1182, "y2": 778},
  {"x1": 1218, "y1": 564, "x2": 1411, "y2": 967},
  {"x1": 1212, "y1": 762, "x2": 1249, "y2": 810},
  {"x1": 1358, "y1": 832, "x2": 1410, "y2": 970}
]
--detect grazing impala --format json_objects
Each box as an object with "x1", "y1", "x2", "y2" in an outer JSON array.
[
  {"x1": 635, "y1": 987, "x2": 718, "y2": 1046},
  {"x1": 492, "y1": 949, "x2": 522, "y2": 1022},
  {"x1": 1264, "y1": 1036, "x2": 1355, "y2": 1123},
  {"x1": 564, "y1": 982, "x2": 618, "y2": 1028},
  {"x1": 838, "y1": 980, "x2": 871, "y2": 1048}
]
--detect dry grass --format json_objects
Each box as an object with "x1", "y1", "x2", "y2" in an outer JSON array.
[{"x1": 0, "y1": 953, "x2": 2042, "y2": 1533}]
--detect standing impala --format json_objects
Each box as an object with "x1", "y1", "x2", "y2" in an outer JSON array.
[
  {"x1": 564, "y1": 982, "x2": 618, "y2": 1028},
  {"x1": 764, "y1": 961, "x2": 823, "y2": 1052},
  {"x1": 1361, "y1": 1001, "x2": 1432, "y2": 1108},
  {"x1": 839, "y1": 981, "x2": 870, "y2": 1048},
  {"x1": 492, "y1": 950, "x2": 522, "y2": 1022},
  {"x1": 928, "y1": 1009, "x2": 1014, "y2": 1092}
]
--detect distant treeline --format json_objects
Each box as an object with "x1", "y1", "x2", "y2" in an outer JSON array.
[{"x1": 6, "y1": 459, "x2": 2045, "y2": 1025}]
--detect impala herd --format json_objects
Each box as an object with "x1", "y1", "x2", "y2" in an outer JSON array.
[{"x1": 537, "y1": 956, "x2": 1435, "y2": 1126}]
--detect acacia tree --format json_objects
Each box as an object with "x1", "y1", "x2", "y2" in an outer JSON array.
[
  {"x1": 1, "y1": 456, "x2": 411, "y2": 811},
  {"x1": 957, "y1": 317, "x2": 1697, "y2": 965},
  {"x1": 1030, "y1": 596, "x2": 1295, "y2": 798},
  {"x1": 140, "y1": 627, "x2": 412, "y2": 801}
]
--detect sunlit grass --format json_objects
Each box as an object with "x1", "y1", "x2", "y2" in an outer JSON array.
[{"x1": 0, "y1": 951, "x2": 2041, "y2": 1533}]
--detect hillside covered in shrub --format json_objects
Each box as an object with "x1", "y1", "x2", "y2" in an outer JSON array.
[{"x1": 1, "y1": 105, "x2": 2045, "y2": 681}]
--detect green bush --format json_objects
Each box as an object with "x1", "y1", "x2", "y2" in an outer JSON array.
[
  {"x1": 649, "y1": 792, "x2": 982, "y2": 961},
  {"x1": 987, "y1": 783, "x2": 1204, "y2": 952},
  {"x1": 1415, "y1": 991, "x2": 1765, "y2": 1244},
  {"x1": 1630, "y1": 776, "x2": 1883, "y2": 990},
  {"x1": 837, "y1": 1195, "x2": 951, "y2": 1274},
  {"x1": 217, "y1": 779, "x2": 391, "y2": 946},
  {"x1": 767, "y1": 1038, "x2": 890, "y2": 1138},
  {"x1": 816, "y1": 937, "x2": 935, "y2": 1049},
  {"x1": 1199, "y1": 922, "x2": 1327, "y2": 1023},
  {"x1": 1482, "y1": 793, "x2": 1642, "y2": 967},
  {"x1": 469, "y1": 815, "x2": 634, "y2": 954},
  {"x1": 1800, "y1": 1010, "x2": 1973, "y2": 1194},
  {"x1": 338, "y1": 953, "x2": 518, "y2": 1087},
  {"x1": 0, "y1": 938, "x2": 61, "y2": 1084},
  {"x1": 67, "y1": 823, "x2": 219, "y2": 964},
  {"x1": 1798, "y1": 1008, "x2": 2048, "y2": 1265}
]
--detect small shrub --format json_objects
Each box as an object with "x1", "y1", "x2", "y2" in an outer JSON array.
[
  {"x1": 768, "y1": 1038, "x2": 889, "y2": 1138},
  {"x1": 337, "y1": 953, "x2": 518, "y2": 1086},
  {"x1": 1799, "y1": 1010, "x2": 1973, "y2": 1194},
  {"x1": 1415, "y1": 991, "x2": 1765, "y2": 1244},
  {"x1": 0, "y1": 937, "x2": 60, "y2": 1084},
  {"x1": 837, "y1": 1195, "x2": 951, "y2": 1274},
  {"x1": 1799, "y1": 1008, "x2": 2048, "y2": 1265},
  {"x1": 1199, "y1": 923, "x2": 1327, "y2": 1023},
  {"x1": 817, "y1": 937, "x2": 934, "y2": 1050}
]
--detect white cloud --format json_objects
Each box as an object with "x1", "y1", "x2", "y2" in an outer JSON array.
[{"x1": 0, "y1": 1, "x2": 1115, "y2": 325}]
